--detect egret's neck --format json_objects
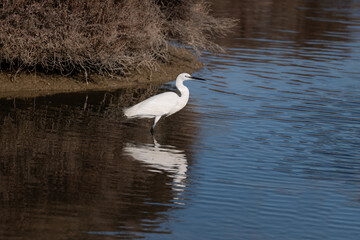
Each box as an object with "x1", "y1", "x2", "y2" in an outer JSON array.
[{"x1": 176, "y1": 79, "x2": 189, "y2": 98}]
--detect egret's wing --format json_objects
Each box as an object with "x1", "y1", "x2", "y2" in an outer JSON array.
[{"x1": 124, "y1": 92, "x2": 179, "y2": 118}]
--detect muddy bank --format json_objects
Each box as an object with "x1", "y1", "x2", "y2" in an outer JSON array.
[{"x1": 0, "y1": 47, "x2": 203, "y2": 99}]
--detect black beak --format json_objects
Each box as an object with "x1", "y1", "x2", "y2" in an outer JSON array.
[{"x1": 190, "y1": 76, "x2": 206, "y2": 81}]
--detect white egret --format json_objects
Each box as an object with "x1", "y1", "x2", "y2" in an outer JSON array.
[{"x1": 124, "y1": 73, "x2": 206, "y2": 134}]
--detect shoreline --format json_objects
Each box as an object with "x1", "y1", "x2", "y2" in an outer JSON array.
[{"x1": 0, "y1": 47, "x2": 203, "y2": 99}]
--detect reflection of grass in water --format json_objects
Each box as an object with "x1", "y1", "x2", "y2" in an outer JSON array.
[
  {"x1": 0, "y1": 0, "x2": 235, "y2": 78},
  {"x1": 211, "y1": 0, "x2": 353, "y2": 47},
  {"x1": 0, "y1": 89, "x2": 199, "y2": 238}
]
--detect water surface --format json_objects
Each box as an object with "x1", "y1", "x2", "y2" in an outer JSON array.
[{"x1": 1, "y1": 0, "x2": 360, "y2": 239}]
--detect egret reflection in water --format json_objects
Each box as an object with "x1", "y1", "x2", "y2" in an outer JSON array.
[{"x1": 123, "y1": 138, "x2": 188, "y2": 193}]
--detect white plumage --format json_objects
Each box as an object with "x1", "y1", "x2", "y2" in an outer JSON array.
[{"x1": 124, "y1": 73, "x2": 206, "y2": 134}]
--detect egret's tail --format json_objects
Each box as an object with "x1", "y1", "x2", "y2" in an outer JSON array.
[
  {"x1": 123, "y1": 105, "x2": 138, "y2": 118},
  {"x1": 123, "y1": 103, "x2": 154, "y2": 119},
  {"x1": 123, "y1": 107, "x2": 132, "y2": 118}
]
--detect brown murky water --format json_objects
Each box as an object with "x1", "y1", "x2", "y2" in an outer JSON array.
[
  {"x1": 1, "y1": 0, "x2": 360, "y2": 239},
  {"x1": 0, "y1": 88, "x2": 198, "y2": 239}
]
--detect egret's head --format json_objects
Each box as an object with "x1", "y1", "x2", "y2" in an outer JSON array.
[{"x1": 178, "y1": 73, "x2": 206, "y2": 81}]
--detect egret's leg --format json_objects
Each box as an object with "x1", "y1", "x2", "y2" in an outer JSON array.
[
  {"x1": 152, "y1": 134, "x2": 160, "y2": 147},
  {"x1": 150, "y1": 116, "x2": 161, "y2": 135}
]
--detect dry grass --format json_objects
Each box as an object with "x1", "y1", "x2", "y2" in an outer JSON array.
[
  {"x1": 0, "y1": 0, "x2": 235, "y2": 78},
  {"x1": 159, "y1": 0, "x2": 235, "y2": 52}
]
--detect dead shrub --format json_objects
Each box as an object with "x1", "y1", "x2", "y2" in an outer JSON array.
[
  {"x1": 159, "y1": 0, "x2": 236, "y2": 52},
  {"x1": 0, "y1": 0, "x2": 235, "y2": 78}
]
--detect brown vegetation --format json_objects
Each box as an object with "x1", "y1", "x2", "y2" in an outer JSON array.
[
  {"x1": 0, "y1": 46, "x2": 203, "y2": 98},
  {"x1": 0, "y1": 0, "x2": 235, "y2": 78}
]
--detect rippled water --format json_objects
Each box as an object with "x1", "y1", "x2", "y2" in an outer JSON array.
[{"x1": 1, "y1": 0, "x2": 360, "y2": 239}]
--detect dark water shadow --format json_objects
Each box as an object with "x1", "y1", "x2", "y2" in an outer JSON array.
[{"x1": 0, "y1": 88, "x2": 199, "y2": 239}]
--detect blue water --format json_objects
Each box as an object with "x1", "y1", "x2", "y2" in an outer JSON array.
[
  {"x1": 1, "y1": 0, "x2": 360, "y2": 239},
  {"x1": 150, "y1": 0, "x2": 360, "y2": 238}
]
